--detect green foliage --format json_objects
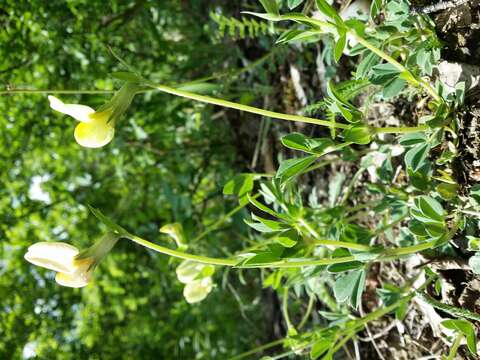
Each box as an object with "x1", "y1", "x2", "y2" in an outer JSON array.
[
  {"x1": 442, "y1": 319, "x2": 477, "y2": 354},
  {"x1": 3, "y1": 0, "x2": 479, "y2": 359},
  {"x1": 333, "y1": 268, "x2": 366, "y2": 309}
]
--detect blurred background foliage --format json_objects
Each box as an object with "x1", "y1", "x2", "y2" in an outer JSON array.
[{"x1": 0, "y1": 0, "x2": 285, "y2": 358}]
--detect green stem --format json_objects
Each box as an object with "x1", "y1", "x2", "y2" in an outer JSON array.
[
  {"x1": 446, "y1": 333, "x2": 463, "y2": 360},
  {"x1": 185, "y1": 50, "x2": 275, "y2": 85},
  {"x1": 0, "y1": 89, "x2": 116, "y2": 95},
  {"x1": 148, "y1": 83, "x2": 350, "y2": 129},
  {"x1": 298, "y1": 294, "x2": 315, "y2": 330},
  {"x1": 124, "y1": 234, "x2": 438, "y2": 269},
  {"x1": 375, "y1": 125, "x2": 428, "y2": 134},
  {"x1": 282, "y1": 287, "x2": 295, "y2": 331},
  {"x1": 384, "y1": 239, "x2": 437, "y2": 257},
  {"x1": 300, "y1": 159, "x2": 336, "y2": 175},
  {"x1": 124, "y1": 215, "x2": 460, "y2": 269},
  {"x1": 313, "y1": 239, "x2": 372, "y2": 251},
  {"x1": 150, "y1": 82, "x2": 431, "y2": 133},
  {"x1": 349, "y1": 33, "x2": 441, "y2": 103},
  {"x1": 375, "y1": 213, "x2": 408, "y2": 235},
  {"x1": 345, "y1": 200, "x2": 380, "y2": 215},
  {"x1": 126, "y1": 232, "x2": 360, "y2": 268},
  {"x1": 229, "y1": 339, "x2": 285, "y2": 360},
  {"x1": 298, "y1": 218, "x2": 321, "y2": 238},
  {"x1": 384, "y1": 215, "x2": 460, "y2": 257},
  {"x1": 126, "y1": 234, "x2": 237, "y2": 266},
  {"x1": 340, "y1": 167, "x2": 364, "y2": 205},
  {"x1": 191, "y1": 194, "x2": 260, "y2": 243},
  {"x1": 299, "y1": 217, "x2": 372, "y2": 251},
  {"x1": 126, "y1": 231, "x2": 363, "y2": 267}
]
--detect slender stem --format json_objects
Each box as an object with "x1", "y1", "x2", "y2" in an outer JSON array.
[
  {"x1": 384, "y1": 239, "x2": 437, "y2": 257},
  {"x1": 185, "y1": 50, "x2": 275, "y2": 85},
  {"x1": 191, "y1": 194, "x2": 260, "y2": 243},
  {"x1": 148, "y1": 83, "x2": 350, "y2": 129},
  {"x1": 300, "y1": 159, "x2": 336, "y2": 175},
  {"x1": 124, "y1": 234, "x2": 439, "y2": 269},
  {"x1": 127, "y1": 232, "x2": 361, "y2": 268},
  {"x1": 350, "y1": 33, "x2": 410, "y2": 77},
  {"x1": 345, "y1": 200, "x2": 380, "y2": 215},
  {"x1": 0, "y1": 89, "x2": 116, "y2": 95},
  {"x1": 229, "y1": 339, "x2": 285, "y2": 360},
  {"x1": 299, "y1": 218, "x2": 321, "y2": 238},
  {"x1": 446, "y1": 333, "x2": 463, "y2": 360},
  {"x1": 282, "y1": 287, "x2": 295, "y2": 331},
  {"x1": 313, "y1": 239, "x2": 372, "y2": 251},
  {"x1": 349, "y1": 33, "x2": 441, "y2": 102},
  {"x1": 375, "y1": 125, "x2": 428, "y2": 134},
  {"x1": 236, "y1": 256, "x2": 359, "y2": 268},
  {"x1": 298, "y1": 294, "x2": 315, "y2": 330},
  {"x1": 123, "y1": 216, "x2": 460, "y2": 269},
  {"x1": 126, "y1": 234, "x2": 237, "y2": 266},
  {"x1": 375, "y1": 213, "x2": 408, "y2": 235},
  {"x1": 340, "y1": 167, "x2": 364, "y2": 205},
  {"x1": 385, "y1": 215, "x2": 460, "y2": 257},
  {"x1": 299, "y1": 218, "x2": 372, "y2": 251}
]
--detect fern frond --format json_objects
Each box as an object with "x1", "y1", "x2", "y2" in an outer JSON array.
[{"x1": 210, "y1": 12, "x2": 272, "y2": 40}]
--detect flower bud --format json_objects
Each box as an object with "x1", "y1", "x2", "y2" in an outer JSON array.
[{"x1": 160, "y1": 223, "x2": 187, "y2": 250}]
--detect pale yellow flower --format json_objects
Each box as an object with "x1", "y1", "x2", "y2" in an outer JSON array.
[
  {"x1": 24, "y1": 242, "x2": 94, "y2": 288},
  {"x1": 175, "y1": 260, "x2": 206, "y2": 284},
  {"x1": 183, "y1": 277, "x2": 213, "y2": 304},
  {"x1": 176, "y1": 260, "x2": 215, "y2": 303},
  {"x1": 48, "y1": 95, "x2": 114, "y2": 148}
]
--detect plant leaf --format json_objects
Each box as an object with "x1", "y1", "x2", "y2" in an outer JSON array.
[
  {"x1": 259, "y1": 0, "x2": 279, "y2": 15},
  {"x1": 276, "y1": 155, "x2": 317, "y2": 182},
  {"x1": 404, "y1": 143, "x2": 430, "y2": 172}
]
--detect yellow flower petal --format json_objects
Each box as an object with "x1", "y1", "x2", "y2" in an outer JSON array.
[
  {"x1": 183, "y1": 277, "x2": 213, "y2": 303},
  {"x1": 48, "y1": 95, "x2": 95, "y2": 123},
  {"x1": 24, "y1": 242, "x2": 79, "y2": 274},
  {"x1": 54, "y1": 258, "x2": 94, "y2": 288},
  {"x1": 55, "y1": 271, "x2": 91, "y2": 288},
  {"x1": 74, "y1": 117, "x2": 114, "y2": 148}
]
